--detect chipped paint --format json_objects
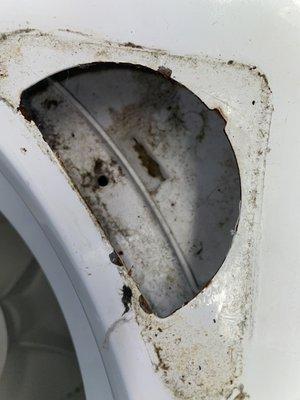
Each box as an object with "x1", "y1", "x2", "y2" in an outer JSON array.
[{"x1": 0, "y1": 29, "x2": 272, "y2": 399}]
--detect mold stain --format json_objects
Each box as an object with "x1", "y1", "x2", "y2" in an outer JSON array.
[
  {"x1": 123, "y1": 42, "x2": 143, "y2": 49},
  {"x1": 121, "y1": 285, "x2": 132, "y2": 315},
  {"x1": 133, "y1": 138, "x2": 165, "y2": 181}
]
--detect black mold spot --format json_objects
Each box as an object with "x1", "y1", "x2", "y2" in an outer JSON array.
[
  {"x1": 121, "y1": 285, "x2": 132, "y2": 315},
  {"x1": 123, "y1": 42, "x2": 143, "y2": 49}
]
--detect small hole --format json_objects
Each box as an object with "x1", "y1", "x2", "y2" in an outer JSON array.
[{"x1": 97, "y1": 175, "x2": 109, "y2": 187}]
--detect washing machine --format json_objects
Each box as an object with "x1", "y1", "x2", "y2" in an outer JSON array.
[{"x1": 0, "y1": 1, "x2": 299, "y2": 399}]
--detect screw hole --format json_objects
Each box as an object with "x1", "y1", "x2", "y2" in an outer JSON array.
[{"x1": 97, "y1": 175, "x2": 109, "y2": 187}]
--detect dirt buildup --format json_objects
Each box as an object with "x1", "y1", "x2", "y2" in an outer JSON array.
[
  {"x1": 154, "y1": 344, "x2": 169, "y2": 371},
  {"x1": 42, "y1": 98, "x2": 60, "y2": 109},
  {"x1": 109, "y1": 250, "x2": 123, "y2": 266},
  {"x1": 158, "y1": 66, "x2": 172, "y2": 78},
  {"x1": 93, "y1": 158, "x2": 104, "y2": 175},
  {"x1": 133, "y1": 138, "x2": 165, "y2": 181},
  {"x1": 123, "y1": 42, "x2": 143, "y2": 49}
]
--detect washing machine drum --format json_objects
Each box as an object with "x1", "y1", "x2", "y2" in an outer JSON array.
[{"x1": 0, "y1": 214, "x2": 85, "y2": 400}]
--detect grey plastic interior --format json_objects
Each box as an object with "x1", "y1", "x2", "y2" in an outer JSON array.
[
  {"x1": 20, "y1": 63, "x2": 241, "y2": 317},
  {"x1": 0, "y1": 213, "x2": 85, "y2": 400}
]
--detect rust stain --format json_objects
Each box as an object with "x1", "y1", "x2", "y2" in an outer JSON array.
[
  {"x1": 17, "y1": 103, "x2": 33, "y2": 122},
  {"x1": 139, "y1": 294, "x2": 153, "y2": 314},
  {"x1": 157, "y1": 66, "x2": 172, "y2": 78}
]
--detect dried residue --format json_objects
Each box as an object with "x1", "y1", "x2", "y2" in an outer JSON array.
[{"x1": 133, "y1": 138, "x2": 165, "y2": 181}]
